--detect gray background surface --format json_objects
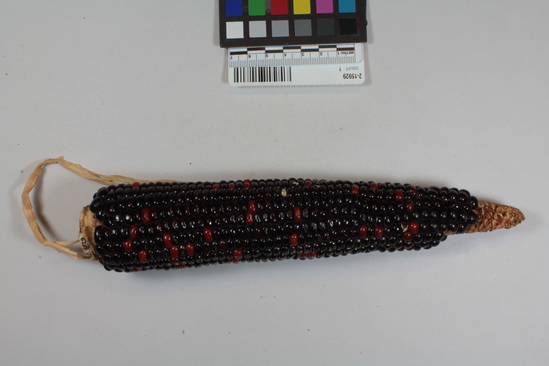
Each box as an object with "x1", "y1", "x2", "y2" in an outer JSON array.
[{"x1": 2, "y1": 1, "x2": 548, "y2": 365}]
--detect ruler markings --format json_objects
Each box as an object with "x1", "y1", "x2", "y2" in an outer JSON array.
[{"x1": 229, "y1": 43, "x2": 360, "y2": 68}]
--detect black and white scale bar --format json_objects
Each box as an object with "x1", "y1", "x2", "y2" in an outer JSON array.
[
  {"x1": 228, "y1": 43, "x2": 360, "y2": 68},
  {"x1": 229, "y1": 44, "x2": 355, "y2": 55},
  {"x1": 232, "y1": 66, "x2": 292, "y2": 84}
]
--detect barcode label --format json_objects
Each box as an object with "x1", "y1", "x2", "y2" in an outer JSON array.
[
  {"x1": 233, "y1": 66, "x2": 292, "y2": 84},
  {"x1": 227, "y1": 43, "x2": 365, "y2": 86}
]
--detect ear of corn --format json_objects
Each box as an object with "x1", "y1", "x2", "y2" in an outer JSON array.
[{"x1": 83, "y1": 179, "x2": 486, "y2": 272}]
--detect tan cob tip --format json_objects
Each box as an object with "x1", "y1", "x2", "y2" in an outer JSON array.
[{"x1": 466, "y1": 201, "x2": 525, "y2": 233}]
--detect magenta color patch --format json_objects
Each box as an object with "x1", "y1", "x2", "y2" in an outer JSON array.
[{"x1": 316, "y1": 0, "x2": 333, "y2": 14}]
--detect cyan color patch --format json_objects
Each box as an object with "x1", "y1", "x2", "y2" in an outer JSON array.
[{"x1": 338, "y1": 0, "x2": 356, "y2": 13}]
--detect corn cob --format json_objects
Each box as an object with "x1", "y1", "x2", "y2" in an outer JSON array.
[
  {"x1": 21, "y1": 158, "x2": 525, "y2": 272},
  {"x1": 77, "y1": 178, "x2": 524, "y2": 272}
]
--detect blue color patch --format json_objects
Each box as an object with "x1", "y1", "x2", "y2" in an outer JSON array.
[
  {"x1": 226, "y1": 0, "x2": 243, "y2": 17},
  {"x1": 338, "y1": 0, "x2": 356, "y2": 13}
]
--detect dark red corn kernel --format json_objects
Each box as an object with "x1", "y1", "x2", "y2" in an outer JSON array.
[
  {"x1": 395, "y1": 189, "x2": 404, "y2": 200},
  {"x1": 138, "y1": 250, "x2": 148, "y2": 263},
  {"x1": 403, "y1": 232, "x2": 413, "y2": 241},
  {"x1": 218, "y1": 240, "x2": 227, "y2": 251},
  {"x1": 141, "y1": 208, "x2": 151, "y2": 223},
  {"x1": 407, "y1": 185, "x2": 418, "y2": 196},
  {"x1": 290, "y1": 233, "x2": 299, "y2": 246},
  {"x1": 123, "y1": 240, "x2": 133, "y2": 252},
  {"x1": 169, "y1": 246, "x2": 179, "y2": 261},
  {"x1": 154, "y1": 221, "x2": 164, "y2": 235},
  {"x1": 234, "y1": 249, "x2": 243, "y2": 260},
  {"x1": 248, "y1": 200, "x2": 257, "y2": 213},
  {"x1": 204, "y1": 228, "x2": 214, "y2": 242},
  {"x1": 409, "y1": 222, "x2": 419, "y2": 234},
  {"x1": 359, "y1": 225, "x2": 368, "y2": 239},
  {"x1": 351, "y1": 185, "x2": 360, "y2": 195},
  {"x1": 163, "y1": 233, "x2": 173, "y2": 248},
  {"x1": 186, "y1": 243, "x2": 195, "y2": 256},
  {"x1": 405, "y1": 200, "x2": 414, "y2": 212},
  {"x1": 294, "y1": 207, "x2": 302, "y2": 222},
  {"x1": 375, "y1": 226, "x2": 384, "y2": 239},
  {"x1": 246, "y1": 211, "x2": 254, "y2": 225}
]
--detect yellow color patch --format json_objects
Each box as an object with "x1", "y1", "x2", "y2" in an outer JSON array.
[{"x1": 293, "y1": 0, "x2": 311, "y2": 14}]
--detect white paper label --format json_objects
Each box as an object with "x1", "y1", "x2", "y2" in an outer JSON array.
[{"x1": 228, "y1": 43, "x2": 365, "y2": 87}]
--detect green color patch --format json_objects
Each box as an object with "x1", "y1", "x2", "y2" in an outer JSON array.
[{"x1": 248, "y1": 0, "x2": 266, "y2": 16}]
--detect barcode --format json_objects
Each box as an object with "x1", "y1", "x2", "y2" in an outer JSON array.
[{"x1": 233, "y1": 66, "x2": 292, "y2": 83}]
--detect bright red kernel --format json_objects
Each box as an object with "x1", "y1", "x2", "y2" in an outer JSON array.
[
  {"x1": 294, "y1": 207, "x2": 302, "y2": 221},
  {"x1": 228, "y1": 182, "x2": 236, "y2": 190},
  {"x1": 212, "y1": 183, "x2": 220, "y2": 190},
  {"x1": 186, "y1": 243, "x2": 195, "y2": 256},
  {"x1": 351, "y1": 184, "x2": 360, "y2": 195},
  {"x1": 123, "y1": 240, "x2": 133, "y2": 252},
  {"x1": 170, "y1": 246, "x2": 179, "y2": 260},
  {"x1": 298, "y1": 253, "x2": 308, "y2": 259},
  {"x1": 375, "y1": 226, "x2": 384, "y2": 239},
  {"x1": 233, "y1": 249, "x2": 243, "y2": 260},
  {"x1": 141, "y1": 208, "x2": 150, "y2": 223},
  {"x1": 163, "y1": 233, "x2": 173, "y2": 248},
  {"x1": 370, "y1": 182, "x2": 379, "y2": 190},
  {"x1": 403, "y1": 232, "x2": 413, "y2": 241},
  {"x1": 243, "y1": 179, "x2": 251, "y2": 189},
  {"x1": 138, "y1": 250, "x2": 148, "y2": 263},
  {"x1": 290, "y1": 234, "x2": 299, "y2": 246},
  {"x1": 204, "y1": 228, "x2": 213, "y2": 242},
  {"x1": 409, "y1": 222, "x2": 419, "y2": 234},
  {"x1": 248, "y1": 200, "x2": 257, "y2": 213},
  {"x1": 359, "y1": 225, "x2": 368, "y2": 239}
]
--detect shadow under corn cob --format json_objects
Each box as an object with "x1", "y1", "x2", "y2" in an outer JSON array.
[{"x1": 80, "y1": 179, "x2": 524, "y2": 272}]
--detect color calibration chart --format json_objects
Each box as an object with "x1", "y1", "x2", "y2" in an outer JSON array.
[{"x1": 219, "y1": 0, "x2": 367, "y2": 86}]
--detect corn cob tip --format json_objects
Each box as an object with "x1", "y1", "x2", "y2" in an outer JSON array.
[{"x1": 466, "y1": 201, "x2": 525, "y2": 233}]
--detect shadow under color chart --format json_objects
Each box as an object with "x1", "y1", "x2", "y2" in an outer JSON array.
[{"x1": 219, "y1": 0, "x2": 367, "y2": 48}]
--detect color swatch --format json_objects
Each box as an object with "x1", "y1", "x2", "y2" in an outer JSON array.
[{"x1": 219, "y1": 0, "x2": 367, "y2": 48}]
